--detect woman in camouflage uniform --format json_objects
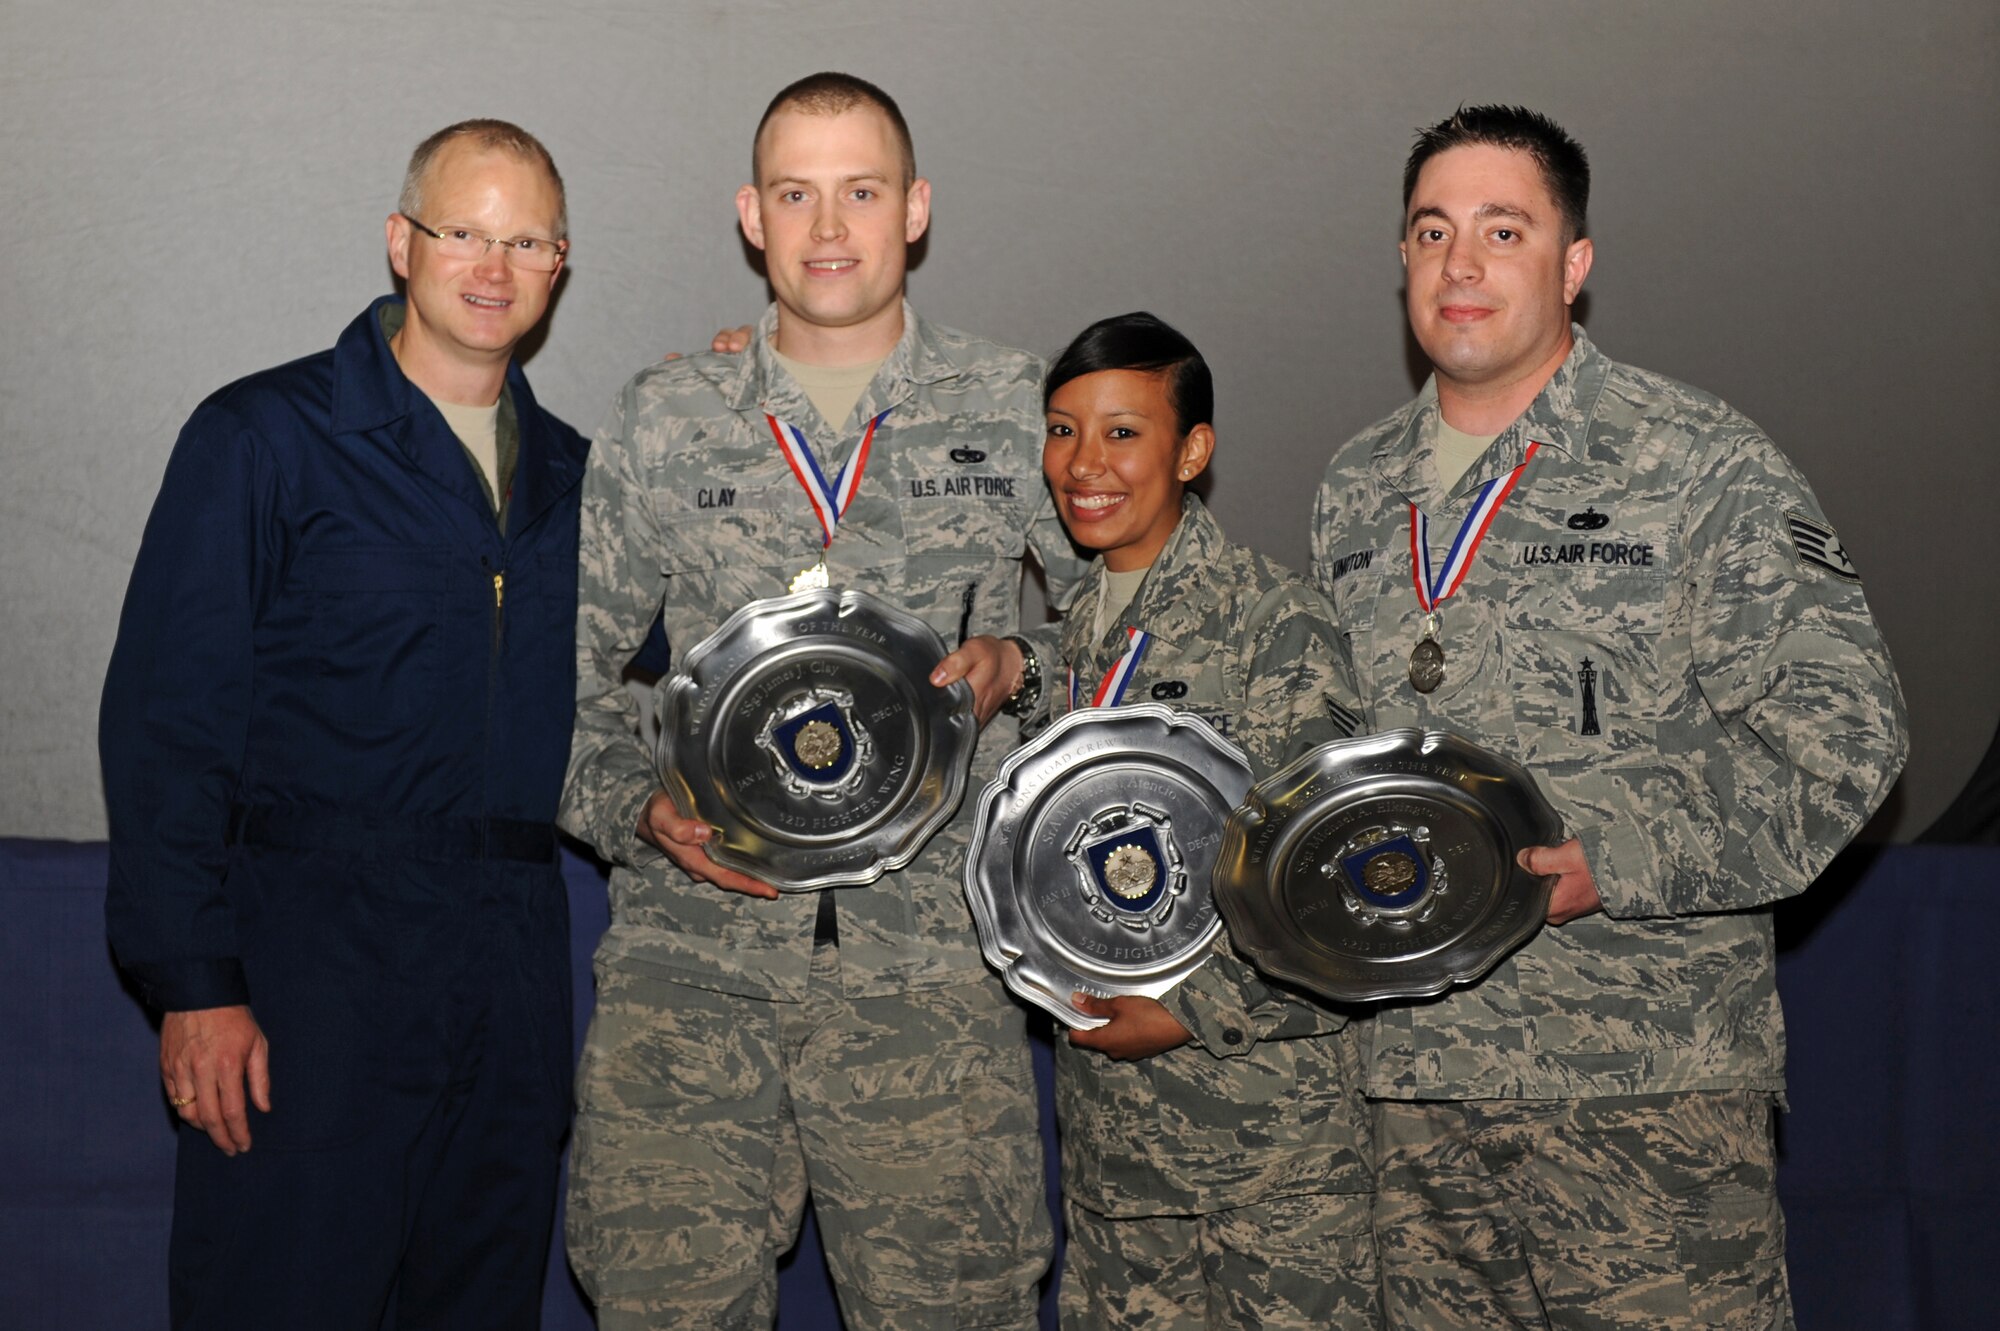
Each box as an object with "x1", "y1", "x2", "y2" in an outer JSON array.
[{"x1": 1035, "y1": 312, "x2": 1381, "y2": 1330}]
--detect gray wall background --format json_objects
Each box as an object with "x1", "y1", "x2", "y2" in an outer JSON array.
[{"x1": 3, "y1": 0, "x2": 1992, "y2": 841}]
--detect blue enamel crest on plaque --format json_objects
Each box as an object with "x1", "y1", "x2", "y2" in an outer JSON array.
[
  {"x1": 755, "y1": 685, "x2": 876, "y2": 803},
  {"x1": 772, "y1": 700, "x2": 856, "y2": 784},
  {"x1": 1340, "y1": 834, "x2": 1431, "y2": 909},
  {"x1": 1085, "y1": 826, "x2": 1169, "y2": 915},
  {"x1": 1064, "y1": 802, "x2": 1189, "y2": 932}
]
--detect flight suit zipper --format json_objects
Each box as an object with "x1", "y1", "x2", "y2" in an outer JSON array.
[{"x1": 478, "y1": 556, "x2": 507, "y2": 845}]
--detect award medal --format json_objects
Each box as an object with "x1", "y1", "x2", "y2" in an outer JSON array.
[
  {"x1": 1068, "y1": 626, "x2": 1154, "y2": 710},
  {"x1": 1408, "y1": 441, "x2": 1540, "y2": 694},
  {"x1": 767, "y1": 407, "x2": 891, "y2": 594}
]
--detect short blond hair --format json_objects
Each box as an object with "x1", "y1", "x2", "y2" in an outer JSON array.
[{"x1": 399, "y1": 119, "x2": 568, "y2": 239}]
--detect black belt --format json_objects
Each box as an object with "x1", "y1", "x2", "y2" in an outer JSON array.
[
  {"x1": 814, "y1": 890, "x2": 839, "y2": 946},
  {"x1": 227, "y1": 804, "x2": 558, "y2": 865}
]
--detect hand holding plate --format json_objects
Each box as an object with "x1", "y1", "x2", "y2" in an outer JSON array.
[
  {"x1": 1065, "y1": 992, "x2": 1194, "y2": 1060},
  {"x1": 638, "y1": 790, "x2": 781, "y2": 900},
  {"x1": 1517, "y1": 839, "x2": 1602, "y2": 924},
  {"x1": 930, "y1": 633, "x2": 1020, "y2": 726}
]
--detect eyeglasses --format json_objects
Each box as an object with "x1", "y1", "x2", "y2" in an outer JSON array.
[{"x1": 401, "y1": 215, "x2": 567, "y2": 272}]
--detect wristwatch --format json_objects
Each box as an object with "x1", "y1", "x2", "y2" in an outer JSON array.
[{"x1": 999, "y1": 635, "x2": 1042, "y2": 718}]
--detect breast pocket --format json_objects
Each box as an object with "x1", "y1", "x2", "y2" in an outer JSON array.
[
  {"x1": 1324, "y1": 554, "x2": 1380, "y2": 637},
  {"x1": 1502, "y1": 568, "x2": 1668, "y2": 770},
  {"x1": 895, "y1": 495, "x2": 1028, "y2": 630},
  {"x1": 653, "y1": 506, "x2": 815, "y2": 615},
  {"x1": 504, "y1": 549, "x2": 579, "y2": 686},
  {"x1": 1323, "y1": 555, "x2": 1395, "y2": 708},
  {"x1": 302, "y1": 546, "x2": 449, "y2": 731},
  {"x1": 898, "y1": 495, "x2": 1028, "y2": 566}
]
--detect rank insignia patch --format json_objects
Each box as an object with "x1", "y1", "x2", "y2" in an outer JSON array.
[{"x1": 1786, "y1": 512, "x2": 1861, "y2": 582}]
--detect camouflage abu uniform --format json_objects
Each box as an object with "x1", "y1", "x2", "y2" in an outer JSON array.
[
  {"x1": 560, "y1": 303, "x2": 1086, "y2": 1330},
  {"x1": 1311, "y1": 328, "x2": 1908, "y2": 1330},
  {"x1": 1051, "y1": 496, "x2": 1381, "y2": 1331}
]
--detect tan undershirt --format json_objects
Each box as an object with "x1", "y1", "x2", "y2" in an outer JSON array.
[
  {"x1": 1093, "y1": 565, "x2": 1151, "y2": 640},
  {"x1": 1432, "y1": 415, "x2": 1500, "y2": 495},
  {"x1": 429, "y1": 396, "x2": 501, "y2": 509},
  {"x1": 773, "y1": 349, "x2": 886, "y2": 437}
]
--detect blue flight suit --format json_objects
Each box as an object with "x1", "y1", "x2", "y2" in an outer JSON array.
[{"x1": 99, "y1": 296, "x2": 588, "y2": 1330}]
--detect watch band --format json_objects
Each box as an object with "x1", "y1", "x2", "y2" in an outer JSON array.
[{"x1": 999, "y1": 634, "x2": 1042, "y2": 718}]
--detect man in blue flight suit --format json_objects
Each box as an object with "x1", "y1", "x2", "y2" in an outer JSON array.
[{"x1": 99, "y1": 120, "x2": 587, "y2": 1330}]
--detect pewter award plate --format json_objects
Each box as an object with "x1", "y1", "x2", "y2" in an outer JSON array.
[
  {"x1": 964, "y1": 703, "x2": 1253, "y2": 1029},
  {"x1": 655, "y1": 588, "x2": 975, "y2": 891},
  {"x1": 1213, "y1": 728, "x2": 1561, "y2": 1003}
]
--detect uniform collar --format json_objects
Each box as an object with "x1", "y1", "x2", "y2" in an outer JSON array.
[
  {"x1": 1373, "y1": 324, "x2": 1611, "y2": 507},
  {"x1": 504, "y1": 370, "x2": 587, "y2": 537},
  {"x1": 329, "y1": 294, "x2": 424, "y2": 436},
  {"x1": 1067, "y1": 493, "x2": 1224, "y2": 662},
  {"x1": 720, "y1": 300, "x2": 963, "y2": 429},
  {"x1": 327, "y1": 294, "x2": 584, "y2": 537}
]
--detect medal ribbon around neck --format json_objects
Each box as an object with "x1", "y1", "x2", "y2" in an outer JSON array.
[
  {"x1": 1070, "y1": 627, "x2": 1153, "y2": 709},
  {"x1": 1409, "y1": 441, "x2": 1541, "y2": 614},
  {"x1": 766, "y1": 408, "x2": 892, "y2": 551}
]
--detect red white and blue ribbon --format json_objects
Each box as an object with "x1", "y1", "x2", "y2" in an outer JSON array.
[
  {"x1": 1410, "y1": 441, "x2": 1541, "y2": 612},
  {"x1": 1070, "y1": 627, "x2": 1153, "y2": 709},
  {"x1": 767, "y1": 408, "x2": 891, "y2": 548}
]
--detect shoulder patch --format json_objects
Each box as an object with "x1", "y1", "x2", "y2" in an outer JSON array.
[{"x1": 1786, "y1": 511, "x2": 1861, "y2": 582}]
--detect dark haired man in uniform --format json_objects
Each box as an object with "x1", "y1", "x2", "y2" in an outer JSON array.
[
  {"x1": 101, "y1": 119, "x2": 586, "y2": 1329},
  {"x1": 560, "y1": 73, "x2": 1083, "y2": 1330},
  {"x1": 1312, "y1": 105, "x2": 1906, "y2": 1329}
]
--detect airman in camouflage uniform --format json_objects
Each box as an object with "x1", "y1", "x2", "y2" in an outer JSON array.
[
  {"x1": 1051, "y1": 495, "x2": 1381, "y2": 1331},
  {"x1": 1311, "y1": 108, "x2": 1908, "y2": 1330},
  {"x1": 1031, "y1": 314, "x2": 1380, "y2": 1329},
  {"x1": 559, "y1": 75, "x2": 1083, "y2": 1331}
]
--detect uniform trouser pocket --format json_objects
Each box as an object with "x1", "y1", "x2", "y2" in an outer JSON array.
[
  {"x1": 567, "y1": 963, "x2": 1054, "y2": 1331},
  {"x1": 565, "y1": 968, "x2": 805, "y2": 1329},
  {"x1": 792, "y1": 970, "x2": 1053, "y2": 1330},
  {"x1": 1374, "y1": 1090, "x2": 1792, "y2": 1331},
  {"x1": 1060, "y1": 1192, "x2": 1380, "y2": 1331}
]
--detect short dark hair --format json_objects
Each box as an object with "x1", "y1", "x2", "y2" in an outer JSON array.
[
  {"x1": 400, "y1": 119, "x2": 567, "y2": 239},
  {"x1": 1045, "y1": 312, "x2": 1213, "y2": 436},
  {"x1": 1404, "y1": 105, "x2": 1589, "y2": 243},
  {"x1": 753, "y1": 72, "x2": 916, "y2": 185}
]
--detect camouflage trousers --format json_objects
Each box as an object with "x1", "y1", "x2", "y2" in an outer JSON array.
[
  {"x1": 566, "y1": 943, "x2": 1053, "y2": 1330},
  {"x1": 1372, "y1": 1091, "x2": 1794, "y2": 1331},
  {"x1": 1058, "y1": 1190, "x2": 1381, "y2": 1331}
]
